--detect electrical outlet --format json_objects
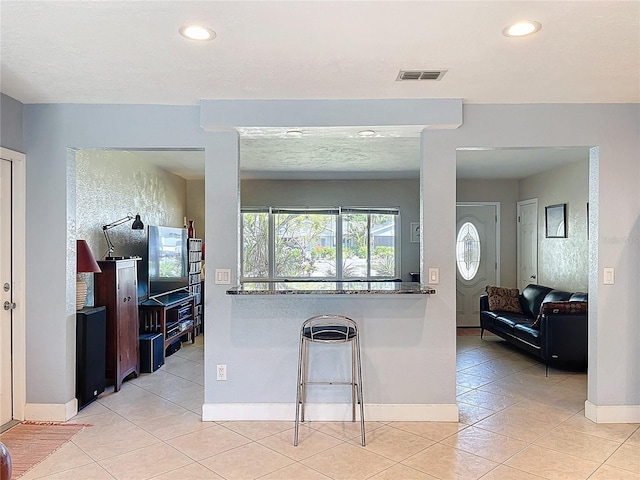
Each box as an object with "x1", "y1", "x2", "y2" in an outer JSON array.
[{"x1": 216, "y1": 364, "x2": 227, "y2": 381}]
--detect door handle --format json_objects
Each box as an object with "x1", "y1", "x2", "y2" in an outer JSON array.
[{"x1": 3, "y1": 301, "x2": 16, "y2": 311}]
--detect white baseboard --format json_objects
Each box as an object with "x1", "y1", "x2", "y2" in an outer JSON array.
[
  {"x1": 202, "y1": 402, "x2": 458, "y2": 422},
  {"x1": 585, "y1": 400, "x2": 640, "y2": 423},
  {"x1": 24, "y1": 398, "x2": 78, "y2": 422}
]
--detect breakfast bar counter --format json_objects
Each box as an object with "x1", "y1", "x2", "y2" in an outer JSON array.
[{"x1": 226, "y1": 281, "x2": 436, "y2": 295}]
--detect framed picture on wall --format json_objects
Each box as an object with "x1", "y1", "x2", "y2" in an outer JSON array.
[
  {"x1": 545, "y1": 203, "x2": 567, "y2": 238},
  {"x1": 410, "y1": 222, "x2": 420, "y2": 243}
]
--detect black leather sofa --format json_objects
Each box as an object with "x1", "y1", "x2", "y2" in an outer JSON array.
[{"x1": 480, "y1": 284, "x2": 588, "y2": 373}]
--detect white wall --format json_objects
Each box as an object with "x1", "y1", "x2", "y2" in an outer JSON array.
[
  {"x1": 519, "y1": 159, "x2": 589, "y2": 292},
  {"x1": 241, "y1": 179, "x2": 420, "y2": 281}
]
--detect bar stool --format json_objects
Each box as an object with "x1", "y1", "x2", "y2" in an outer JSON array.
[
  {"x1": 293, "y1": 314, "x2": 365, "y2": 446},
  {"x1": 0, "y1": 441, "x2": 11, "y2": 480}
]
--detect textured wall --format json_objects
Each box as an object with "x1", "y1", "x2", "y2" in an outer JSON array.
[
  {"x1": 76, "y1": 149, "x2": 187, "y2": 303},
  {"x1": 186, "y1": 179, "x2": 206, "y2": 242},
  {"x1": 519, "y1": 158, "x2": 589, "y2": 292}
]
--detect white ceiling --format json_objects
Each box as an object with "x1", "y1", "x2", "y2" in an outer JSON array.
[
  {"x1": 2, "y1": 1, "x2": 637, "y2": 179},
  {"x1": 127, "y1": 144, "x2": 590, "y2": 181}
]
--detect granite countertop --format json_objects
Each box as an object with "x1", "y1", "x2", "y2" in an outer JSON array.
[{"x1": 226, "y1": 281, "x2": 436, "y2": 295}]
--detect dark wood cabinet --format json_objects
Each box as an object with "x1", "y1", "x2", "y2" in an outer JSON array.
[{"x1": 95, "y1": 259, "x2": 140, "y2": 392}]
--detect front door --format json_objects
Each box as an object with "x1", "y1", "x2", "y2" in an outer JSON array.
[
  {"x1": 456, "y1": 204, "x2": 498, "y2": 327},
  {"x1": 0, "y1": 159, "x2": 13, "y2": 425},
  {"x1": 517, "y1": 199, "x2": 539, "y2": 291}
]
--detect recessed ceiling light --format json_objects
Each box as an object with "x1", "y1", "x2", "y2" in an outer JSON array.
[
  {"x1": 503, "y1": 21, "x2": 542, "y2": 37},
  {"x1": 179, "y1": 25, "x2": 216, "y2": 41},
  {"x1": 285, "y1": 130, "x2": 303, "y2": 137},
  {"x1": 358, "y1": 130, "x2": 376, "y2": 137}
]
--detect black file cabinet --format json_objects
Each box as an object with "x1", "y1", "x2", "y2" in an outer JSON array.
[{"x1": 76, "y1": 306, "x2": 106, "y2": 410}]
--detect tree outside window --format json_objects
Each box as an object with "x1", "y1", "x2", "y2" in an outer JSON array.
[{"x1": 241, "y1": 208, "x2": 398, "y2": 280}]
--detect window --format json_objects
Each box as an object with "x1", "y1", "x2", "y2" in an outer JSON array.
[
  {"x1": 241, "y1": 207, "x2": 399, "y2": 281},
  {"x1": 456, "y1": 221, "x2": 481, "y2": 281}
]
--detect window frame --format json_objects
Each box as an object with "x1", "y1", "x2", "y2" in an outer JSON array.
[{"x1": 240, "y1": 206, "x2": 400, "y2": 282}]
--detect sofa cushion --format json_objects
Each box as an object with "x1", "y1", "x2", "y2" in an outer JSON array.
[
  {"x1": 513, "y1": 323, "x2": 541, "y2": 346},
  {"x1": 486, "y1": 286, "x2": 523, "y2": 313},
  {"x1": 520, "y1": 284, "x2": 554, "y2": 317},
  {"x1": 494, "y1": 313, "x2": 531, "y2": 334},
  {"x1": 531, "y1": 301, "x2": 589, "y2": 328}
]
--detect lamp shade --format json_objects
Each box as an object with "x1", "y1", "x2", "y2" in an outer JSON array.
[
  {"x1": 131, "y1": 214, "x2": 144, "y2": 230},
  {"x1": 77, "y1": 240, "x2": 101, "y2": 273}
]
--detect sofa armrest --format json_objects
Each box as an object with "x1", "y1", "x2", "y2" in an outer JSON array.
[
  {"x1": 540, "y1": 312, "x2": 588, "y2": 365},
  {"x1": 480, "y1": 294, "x2": 489, "y2": 311}
]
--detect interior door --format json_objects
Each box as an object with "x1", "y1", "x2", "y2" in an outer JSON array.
[
  {"x1": 0, "y1": 159, "x2": 13, "y2": 425},
  {"x1": 517, "y1": 199, "x2": 539, "y2": 290},
  {"x1": 456, "y1": 204, "x2": 498, "y2": 327}
]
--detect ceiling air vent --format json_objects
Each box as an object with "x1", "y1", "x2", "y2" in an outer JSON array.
[{"x1": 396, "y1": 69, "x2": 447, "y2": 81}]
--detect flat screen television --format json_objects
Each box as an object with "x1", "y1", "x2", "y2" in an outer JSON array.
[{"x1": 147, "y1": 225, "x2": 189, "y2": 297}]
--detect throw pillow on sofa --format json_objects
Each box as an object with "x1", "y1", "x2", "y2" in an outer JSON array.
[
  {"x1": 486, "y1": 286, "x2": 523, "y2": 313},
  {"x1": 532, "y1": 301, "x2": 588, "y2": 328}
]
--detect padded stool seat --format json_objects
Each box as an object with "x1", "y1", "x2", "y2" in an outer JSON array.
[{"x1": 294, "y1": 315, "x2": 365, "y2": 446}]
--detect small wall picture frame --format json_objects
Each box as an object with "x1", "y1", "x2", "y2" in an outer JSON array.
[
  {"x1": 410, "y1": 222, "x2": 420, "y2": 243},
  {"x1": 545, "y1": 203, "x2": 567, "y2": 238}
]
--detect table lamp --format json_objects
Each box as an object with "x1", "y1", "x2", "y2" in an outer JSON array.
[
  {"x1": 102, "y1": 214, "x2": 144, "y2": 259},
  {"x1": 77, "y1": 239, "x2": 101, "y2": 310}
]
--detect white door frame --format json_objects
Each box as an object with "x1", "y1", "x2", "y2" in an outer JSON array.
[
  {"x1": 517, "y1": 198, "x2": 539, "y2": 290},
  {"x1": 0, "y1": 147, "x2": 26, "y2": 422}
]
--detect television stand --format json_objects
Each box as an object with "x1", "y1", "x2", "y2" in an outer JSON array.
[{"x1": 139, "y1": 293, "x2": 196, "y2": 358}]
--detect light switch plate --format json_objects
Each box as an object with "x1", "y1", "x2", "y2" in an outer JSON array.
[
  {"x1": 603, "y1": 267, "x2": 615, "y2": 285},
  {"x1": 428, "y1": 267, "x2": 440, "y2": 285},
  {"x1": 215, "y1": 269, "x2": 232, "y2": 285}
]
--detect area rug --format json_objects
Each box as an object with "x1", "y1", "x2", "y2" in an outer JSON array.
[{"x1": 0, "y1": 421, "x2": 91, "y2": 479}]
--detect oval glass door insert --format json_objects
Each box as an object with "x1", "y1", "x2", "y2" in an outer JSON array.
[{"x1": 456, "y1": 221, "x2": 481, "y2": 281}]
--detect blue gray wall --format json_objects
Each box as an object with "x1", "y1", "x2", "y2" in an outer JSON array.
[
  {"x1": 18, "y1": 100, "x2": 640, "y2": 423},
  {"x1": 0, "y1": 93, "x2": 23, "y2": 152},
  {"x1": 427, "y1": 103, "x2": 639, "y2": 421}
]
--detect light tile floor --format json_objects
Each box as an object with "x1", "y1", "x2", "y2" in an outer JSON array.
[{"x1": 19, "y1": 334, "x2": 640, "y2": 480}]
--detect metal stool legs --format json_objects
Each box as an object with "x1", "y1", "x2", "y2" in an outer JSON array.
[{"x1": 294, "y1": 315, "x2": 365, "y2": 446}]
